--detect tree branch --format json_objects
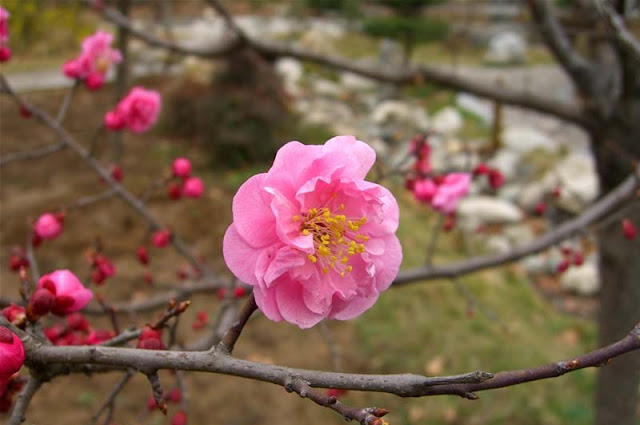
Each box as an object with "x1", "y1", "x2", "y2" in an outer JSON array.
[
  {"x1": 596, "y1": 1, "x2": 640, "y2": 62},
  {"x1": 527, "y1": 0, "x2": 595, "y2": 95},
  {"x1": 217, "y1": 293, "x2": 257, "y2": 354},
  {"x1": 8, "y1": 376, "x2": 42, "y2": 425},
  {"x1": 0, "y1": 142, "x2": 67, "y2": 167},
  {"x1": 94, "y1": 1, "x2": 590, "y2": 128}
]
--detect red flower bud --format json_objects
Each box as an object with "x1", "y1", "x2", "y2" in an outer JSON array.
[
  {"x1": 1, "y1": 304, "x2": 26, "y2": 326},
  {"x1": 233, "y1": 287, "x2": 246, "y2": 298},
  {"x1": 573, "y1": 251, "x2": 584, "y2": 266},
  {"x1": 152, "y1": 229, "x2": 171, "y2": 248},
  {"x1": 171, "y1": 411, "x2": 188, "y2": 425},
  {"x1": 137, "y1": 326, "x2": 165, "y2": 350},
  {"x1": 472, "y1": 163, "x2": 490, "y2": 176},
  {"x1": 27, "y1": 288, "x2": 56, "y2": 318},
  {"x1": 488, "y1": 168, "x2": 505, "y2": 189},
  {"x1": 110, "y1": 164, "x2": 123, "y2": 182},
  {"x1": 622, "y1": 219, "x2": 636, "y2": 240},
  {"x1": 556, "y1": 259, "x2": 570, "y2": 274},
  {"x1": 66, "y1": 313, "x2": 90, "y2": 332},
  {"x1": 136, "y1": 246, "x2": 150, "y2": 265},
  {"x1": 534, "y1": 201, "x2": 546, "y2": 216},
  {"x1": 167, "y1": 182, "x2": 182, "y2": 200},
  {"x1": 19, "y1": 105, "x2": 32, "y2": 119}
]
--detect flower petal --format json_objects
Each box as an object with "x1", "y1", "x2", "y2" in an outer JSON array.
[
  {"x1": 223, "y1": 224, "x2": 262, "y2": 286},
  {"x1": 232, "y1": 173, "x2": 277, "y2": 248},
  {"x1": 275, "y1": 278, "x2": 325, "y2": 329}
]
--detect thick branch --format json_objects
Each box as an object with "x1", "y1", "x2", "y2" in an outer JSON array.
[
  {"x1": 8, "y1": 376, "x2": 42, "y2": 425},
  {"x1": 217, "y1": 293, "x2": 257, "y2": 354},
  {"x1": 394, "y1": 167, "x2": 639, "y2": 285},
  {"x1": 25, "y1": 322, "x2": 640, "y2": 398}
]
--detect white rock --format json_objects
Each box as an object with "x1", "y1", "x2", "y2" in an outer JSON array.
[
  {"x1": 560, "y1": 262, "x2": 600, "y2": 296},
  {"x1": 275, "y1": 58, "x2": 303, "y2": 96},
  {"x1": 502, "y1": 126, "x2": 558, "y2": 153},
  {"x1": 432, "y1": 107, "x2": 463, "y2": 136},
  {"x1": 457, "y1": 196, "x2": 524, "y2": 226},
  {"x1": 456, "y1": 93, "x2": 493, "y2": 124},
  {"x1": 554, "y1": 153, "x2": 599, "y2": 212},
  {"x1": 371, "y1": 100, "x2": 429, "y2": 130},
  {"x1": 486, "y1": 235, "x2": 512, "y2": 254},
  {"x1": 300, "y1": 28, "x2": 337, "y2": 54},
  {"x1": 312, "y1": 79, "x2": 342, "y2": 97},
  {"x1": 340, "y1": 72, "x2": 377, "y2": 91},
  {"x1": 489, "y1": 150, "x2": 520, "y2": 179},
  {"x1": 485, "y1": 31, "x2": 527, "y2": 64}
]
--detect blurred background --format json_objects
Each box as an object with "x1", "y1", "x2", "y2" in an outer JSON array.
[{"x1": 1, "y1": 1, "x2": 638, "y2": 424}]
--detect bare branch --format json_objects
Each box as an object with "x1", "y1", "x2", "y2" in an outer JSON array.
[
  {"x1": 217, "y1": 293, "x2": 257, "y2": 354},
  {"x1": 8, "y1": 376, "x2": 42, "y2": 425},
  {"x1": 0, "y1": 142, "x2": 67, "y2": 167},
  {"x1": 393, "y1": 167, "x2": 639, "y2": 285},
  {"x1": 596, "y1": 1, "x2": 640, "y2": 62},
  {"x1": 94, "y1": 1, "x2": 589, "y2": 128},
  {"x1": 527, "y1": 0, "x2": 594, "y2": 94},
  {"x1": 90, "y1": 369, "x2": 135, "y2": 425}
]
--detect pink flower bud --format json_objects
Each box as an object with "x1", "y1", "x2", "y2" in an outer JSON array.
[
  {"x1": 622, "y1": 219, "x2": 637, "y2": 240},
  {"x1": 87, "y1": 329, "x2": 115, "y2": 345},
  {"x1": 0, "y1": 328, "x2": 25, "y2": 382},
  {"x1": 233, "y1": 287, "x2": 246, "y2": 298},
  {"x1": 0, "y1": 7, "x2": 9, "y2": 44},
  {"x1": 27, "y1": 287, "x2": 56, "y2": 318},
  {"x1": 85, "y1": 72, "x2": 104, "y2": 91},
  {"x1": 8, "y1": 249, "x2": 29, "y2": 272},
  {"x1": 110, "y1": 164, "x2": 123, "y2": 182},
  {"x1": 107, "y1": 86, "x2": 161, "y2": 133},
  {"x1": 44, "y1": 324, "x2": 67, "y2": 344},
  {"x1": 1, "y1": 305, "x2": 25, "y2": 326},
  {"x1": 327, "y1": 388, "x2": 348, "y2": 398},
  {"x1": 167, "y1": 182, "x2": 182, "y2": 200},
  {"x1": 172, "y1": 158, "x2": 192, "y2": 178},
  {"x1": 18, "y1": 106, "x2": 32, "y2": 119},
  {"x1": 167, "y1": 387, "x2": 182, "y2": 403},
  {"x1": 37, "y1": 270, "x2": 93, "y2": 316},
  {"x1": 66, "y1": 313, "x2": 90, "y2": 332},
  {"x1": 473, "y1": 163, "x2": 490, "y2": 176},
  {"x1": 104, "y1": 110, "x2": 125, "y2": 131},
  {"x1": 182, "y1": 177, "x2": 204, "y2": 198},
  {"x1": 556, "y1": 259, "x2": 570, "y2": 274},
  {"x1": 34, "y1": 213, "x2": 63, "y2": 240},
  {"x1": 94, "y1": 255, "x2": 116, "y2": 280},
  {"x1": 431, "y1": 173, "x2": 471, "y2": 214},
  {"x1": 534, "y1": 201, "x2": 546, "y2": 216},
  {"x1": 0, "y1": 46, "x2": 11, "y2": 62},
  {"x1": 62, "y1": 59, "x2": 82, "y2": 79},
  {"x1": 488, "y1": 168, "x2": 505, "y2": 189},
  {"x1": 573, "y1": 252, "x2": 584, "y2": 266},
  {"x1": 412, "y1": 178, "x2": 437, "y2": 203},
  {"x1": 171, "y1": 411, "x2": 188, "y2": 425},
  {"x1": 137, "y1": 326, "x2": 165, "y2": 350},
  {"x1": 136, "y1": 246, "x2": 150, "y2": 265},
  {"x1": 151, "y1": 229, "x2": 171, "y2": 248}
]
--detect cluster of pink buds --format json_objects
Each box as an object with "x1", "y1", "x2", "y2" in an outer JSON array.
[
  {"x1": 43, "y1": 312, "x2": 114, "y2": 346},
  {"x1": 63, "y1": 31, "x2": 122, "y2": 91},
  {"x1": 27, "y1": 270, "x2": 93, "y2": 320},
  {"x1": 88, "y1": 251, "x2": 116, "y2": 285},
  {"x1": 167, "y1": 158, "x2": 205, "y2": 200},
  {"x1": 192, "y1": 311, "x2": 209, "y2": 330},
  {"x1": 33, "y1": 212, "x2": 65, "y2": 245},
  {"x1": 0, "y1": 7, "x2": 11, "y2": 62},
  {"x1": 472, "y1": 163, "x2": 505, "y2": 189},
  {"x1": 556, "y1": 246, "x2": 585, "y2": 274},
  {"x1": 104, "y1": 86, "x2": 161, "y2": 133},
  {"x1": 404, "y1": 135, "x2": 471, "y2": 214},
  {"x1": 622, "y1": 218, "x2": 637, "y2": 240}
]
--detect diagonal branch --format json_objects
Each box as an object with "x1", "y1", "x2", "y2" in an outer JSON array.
[
  {"x1": 527, "y1": 0, "x2": 595, "y2": 95},
  {"x1": 596, "y1": 1, "x2": 640, "y2": 62}
]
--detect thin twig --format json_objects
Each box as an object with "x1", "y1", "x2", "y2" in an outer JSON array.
[
  {"x1": 318, "y1": 321, "x2": 343, "y2": 371},
  {"x1": 90, "y1": 369, "x2": 135, "y2": 425},
  {"x1": 451, "y1": 277, "x2": 503, "y2": 328},
  {"x1": 56, "y1": 81, "x2": 78, "y2": 124},
  {"x1": 0, "y1": 142, "x2": 67, "y2": 167},
  {"x1": 8, "y1": 376, "x2": 42, "y2": 425},
  {"x1": 217, "y1": 293, "x2": 257, "y2": 354},
  {"x1": 25, "y1": 229, "x2": 40, "y2": 284}
]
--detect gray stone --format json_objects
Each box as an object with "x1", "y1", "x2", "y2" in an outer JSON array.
[
  {"x1": 485, "y1": 31, "x2": 527, "y2": 64},
  {"x1": 554, "y1": 153, "x2": 599, "y2": 212},
  {"x1": 275, "y1": 58, "x2": 303, "y2": 96},
  {"x1": 371, "y1": 100, "x2": 430, "y2": 130},
  {"x1": 456, "y1": 93, "x2": 493, "y2": 124},
  {"x1": 432, "y1": 107, "x2": 464, "y2": 136},
  {"x1": 501, "y1": 126, "x2": 558, "y2": 153},
  {"x1": 457, "y1": 196, "x2": 524, "y2": 227}
]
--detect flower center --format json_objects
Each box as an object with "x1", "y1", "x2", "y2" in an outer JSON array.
[{"x1": 293, "y1": 206, "x2": 369, "y2": 278}]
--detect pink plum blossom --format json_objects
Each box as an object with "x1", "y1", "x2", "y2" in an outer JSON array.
[
  {"x1": 0, "y1": 7, "x2": 9, "y2": 44},
  {"x1": 152, "y1": 229, "x2": 171, "y2": 248},
  {"x1": 34, "y1": 213, "x2": 63, "y2": 240},
  {"x1": 37, "y1": 270, "x2": 93, "y2": 316},
  {"x1": 104, "y1": 87, "x2": 161, "y2": 133},
  {"x1": 172, "y1": 158, "x2": 192, "y2": 178},
  {"x1": 182, "y1": 177, "x2": 204, "y2": 198},
  {"x1": 430, "y1": 173, "x2": 471, "y2": 213},
  {"x1": 223, "y1": 136, "x2": 402, "y2": 329},
  {"x1": 63, "y1": 30, "x2": 121, "y2": 89},
  {"x1": 0, "y1": 328, "x2": 24, "y2": 383}
]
